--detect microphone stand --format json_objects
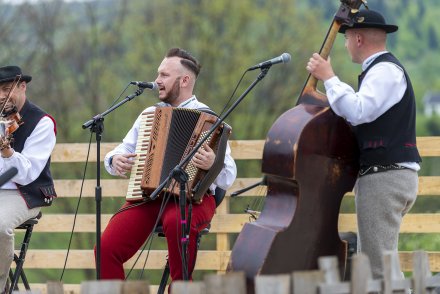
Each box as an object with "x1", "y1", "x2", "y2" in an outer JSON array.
[
  {"x1": 148, "y1": 66, "x2": 271, "y2": 279},
  {"x1": 82, "y1": 87, "x2": 145, "y2": 280}
]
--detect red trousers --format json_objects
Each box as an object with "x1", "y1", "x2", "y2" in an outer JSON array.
[{"x1": 97, "y1": 195, "x2": 215, "y2": 281}]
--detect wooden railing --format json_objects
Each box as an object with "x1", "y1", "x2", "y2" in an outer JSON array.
[{"x1": 15, "y1": 137, "x2": 440, "y2": 293}]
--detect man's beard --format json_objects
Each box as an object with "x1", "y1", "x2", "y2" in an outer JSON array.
[{"x1": 161, "y1": 78, "x2": 180, "y2": 105}]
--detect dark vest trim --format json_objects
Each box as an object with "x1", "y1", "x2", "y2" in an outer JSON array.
[
  {"x1": 354, "y1": 53, "x2": 421, "y2": 166},
  {"x1": 12, "y1": 100, "x2": 57, "y2": 208}
]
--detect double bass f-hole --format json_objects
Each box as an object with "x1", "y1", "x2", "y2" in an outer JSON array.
[{"x1": 0, "y1": 75, "x2": 23, "y2": 150}]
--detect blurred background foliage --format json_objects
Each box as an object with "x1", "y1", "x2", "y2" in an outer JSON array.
[{"x1": 2, "y1": 0, "x2": 440, "y2": 284}]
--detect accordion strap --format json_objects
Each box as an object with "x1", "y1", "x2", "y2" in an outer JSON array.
[{"x1": 191, "y1": 122, "x2": 231, "y2": 200}]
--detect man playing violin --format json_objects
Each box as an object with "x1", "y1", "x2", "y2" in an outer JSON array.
[
  {"x1": 306, "y1": 10, "x2": 421, "y2": 280},
  {"x1": 0, "y1": 65, "x2": 57, "y2": 292}
]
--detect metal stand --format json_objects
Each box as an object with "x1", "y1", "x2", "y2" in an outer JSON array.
[
  {"x1": 170, "y1": 166, "x2": 192, "y2": 280},
  {"x1": 82, "y1": 87, "x2": 145, "y2": 279}
]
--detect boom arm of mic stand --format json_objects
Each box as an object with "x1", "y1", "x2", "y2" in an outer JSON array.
[
  {"x1": 148, "y1": 67, "x2": 271, "y2": 201},
  {"x1": 231, "y1": 176, "x2": 266, "y2": 197},
  {"x1": 82, "y1": 88, "x2": 145, "y2": 130}
]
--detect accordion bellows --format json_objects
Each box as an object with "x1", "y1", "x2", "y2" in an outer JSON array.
[{"x1": 126, "y1": 107, "x2": 230, "y2": 203}]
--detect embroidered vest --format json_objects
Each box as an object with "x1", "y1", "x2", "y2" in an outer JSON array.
[
  {"x1": 353, "y1": 53, "x2": 421, "y2": 166},
  {"x1": 12, "y1": 100, "x2": 57, "y2": 208}
]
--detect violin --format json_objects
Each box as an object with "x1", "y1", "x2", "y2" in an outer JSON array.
[{"x1": 0, "y1": 75, "x2": 23, "y2": 150}]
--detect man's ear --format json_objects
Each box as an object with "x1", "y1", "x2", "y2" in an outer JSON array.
[
  {"x1": 181, "y1": 75, "x2": 190, "y2": 87},
  {"x1": 356, "y1": 33, "x2": 363, "y2": 47}
]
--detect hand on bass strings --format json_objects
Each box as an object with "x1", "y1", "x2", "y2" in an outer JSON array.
[
  {"x1": 191, "y1": 144, "x2": 215, "y2": 170},
  {"x1": 111, "y1": 153, "x2": 137, "y2": 178},
  {"x1": 306, "y1": 53, "x2": 336, "y2": 82}
]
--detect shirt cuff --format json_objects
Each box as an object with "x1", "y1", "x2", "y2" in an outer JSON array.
[{"x1": 323, "y1": 76, "x2": 341, "y2": 91}]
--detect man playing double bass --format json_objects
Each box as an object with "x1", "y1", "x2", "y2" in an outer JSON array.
[{"x1": 306, "y1": 9, "x2": 421, "y2": 279}]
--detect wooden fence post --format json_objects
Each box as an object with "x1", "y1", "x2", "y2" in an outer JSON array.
[
  {"x1": 382, "y1": 251, "x2": 410, "y2": 294},
  {"x1": 171, "y1": 281, "x2": 205, "y2": 294},
  {"x1": 80, "y1": 280, "x2": 123, "y2": 294},
  {"x1": 350, "y1": 253, "x2": 382, "y2": 294},
  {"x1": 318, "y1": 256, "x2": 349, "y2": 294},
  {"x1": 292, "y1": 270, "x2": 324, "y2": 294},
  {"x1": 204, "y1": 272, "x2": 246, "y2": 294},
  {"x1": 413, "y1": 250, "x2": 433, "y2": 294},
  {"x1": 79, "y1": 280, "x2": 149, "y2": 294},
  {"x1": 121, "y1": 281, "x2": 149, "y2": 294},
  {"x1": 255, "y1": 274, "x2": 290, "y2": 294},
  {"x1": 46, "y1": 281, "x2": 64, "y2": 294}
]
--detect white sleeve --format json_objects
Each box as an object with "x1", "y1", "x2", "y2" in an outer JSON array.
[
  {"x1": 104, "y1": 113, "x2": 142, "y2": 175},
  {"x1": 211, "y1": 142, "x2": 237, "y2": 191},
  {"x1": 1, "y1": 116, "x2": 56, "y2": 186},
  {"x1": 324, "y1": 62, "x2": 407, "y2": 126}
]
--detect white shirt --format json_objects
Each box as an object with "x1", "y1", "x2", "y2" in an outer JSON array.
[
  {"x1": 323, "y1": 51, "x2": 419, "y2": 171},
  {"x1": 104, "y1": 96, "x2": 237, "y2": 192},
  {"x1": 0, "y1": 116, "x2": 57, "y2": 188}
]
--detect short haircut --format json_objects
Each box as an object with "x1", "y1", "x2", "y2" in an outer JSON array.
[{"x1": 166, "y1": 48, "x2": 201, "y2": 77}]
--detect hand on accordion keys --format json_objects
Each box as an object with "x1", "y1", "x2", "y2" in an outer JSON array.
[
  {"x1": 111, "y1": 153, "x2": 137, "y2": 178},
  {"x1": 191, "y1": 144, "x2": 215, "y2": 170}
]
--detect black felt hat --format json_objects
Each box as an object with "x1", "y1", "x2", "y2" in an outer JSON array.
[
  {"x1": 339, "y1": 9, "x2": 398, "y2": 34},
  {"x1": 0, "y1": 65, "x2": 32, "y2": 84}
]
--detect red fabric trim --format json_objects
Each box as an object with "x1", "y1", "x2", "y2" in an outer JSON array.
[
  {"x1": 15, "y1": 184, "x2": 31, "y2": 208},
  {"x1": 43, "y1": 114, "x2": 57, "y2": 135}
]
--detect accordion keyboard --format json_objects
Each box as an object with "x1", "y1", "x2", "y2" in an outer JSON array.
[{"x1": 125, "y1": 110, "x2": 155, "y2": 202}]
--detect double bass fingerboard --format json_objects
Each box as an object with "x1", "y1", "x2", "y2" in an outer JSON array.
[{"x1": 125, "y1": 110, "x2": 155, "y2": 202}]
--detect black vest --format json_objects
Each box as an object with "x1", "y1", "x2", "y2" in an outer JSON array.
[
  {"x1": 11, "y1": 100, "x2": 57, "y2": 208},
  {"x1": 353, "y1": 53, "x2": 421, "y2": 166}
]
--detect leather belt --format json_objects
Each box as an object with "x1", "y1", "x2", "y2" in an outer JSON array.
[{"x1": 359, "y1": 164, "x2": 408, "y2": 177}]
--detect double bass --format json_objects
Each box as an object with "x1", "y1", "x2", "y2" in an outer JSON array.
[{"x1": 228, "y1": 0, "x2": 366, "y2": 290}]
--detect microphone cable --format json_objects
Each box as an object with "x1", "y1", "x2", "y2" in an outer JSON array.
[
  {"x1": 217, "y1": 69, "x2": 249, "y2": 118},
  {"x1": 59, "y1": 131, "x2": 93, "y2": 281}
]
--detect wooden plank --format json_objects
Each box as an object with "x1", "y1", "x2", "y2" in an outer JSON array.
[
  {"x1": 33, "y1": 214, "x2": 249, "y2": 233},
  {"x1": 53, "y1": 178, "x2": 264, "y2": 197},
  {"x1": 417, "y1": 137, "x2": 440, "y2": 157},
  {"x1": 53, "y1": 176, "x2": 440, "y2": 197},
  {"x1": 15, "y1": 284, "x2": 159, "y2": 294},
  {"x1": 13, "y1": 250, "x2": 440, "y2": 272},
  {"x1": 32, "y1": 213, "x2": 440, "y2": 234},
  {"x1": 51, "y1": 143, "x2": 119, "y2": 163},
  {"x1": 50, "y1": 137, "x2": 440, "y2": 163},
  {"x1": 339, "y1": 214, "x2": 440, "y2": 233},
  {"x1": 14, "y1": 249, "x2": 230, "y2": 270}
]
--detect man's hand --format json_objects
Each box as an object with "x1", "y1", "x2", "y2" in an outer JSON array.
[
  {"x1": 0, "y1": 135, "x2": 13, "y2": 158},
  {"x1": 191, "y1": 144, "x2": 215, "y2": 170},
  {"x1": 306, "y1": 53, "x2": 335, "y2": 82},
  {"x1": 111, "y1": 153, "x2": 137, "y2": 178}
]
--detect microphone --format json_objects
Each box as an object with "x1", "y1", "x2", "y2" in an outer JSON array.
[
  {"x1": 248, "y1": 53, "x2": 291, "y2": 70},
  {"x1": 0, "y1": 167, "x2": 18, "y2": 187},
  {"x1": 130, "y1": 81, "x2": 158, "y2": 90}
]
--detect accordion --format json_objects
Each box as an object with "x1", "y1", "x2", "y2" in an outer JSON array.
[{"x1": 126, "y1": 107, "x2": 231, "y2": 203}]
